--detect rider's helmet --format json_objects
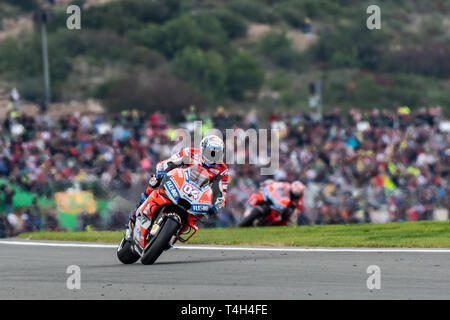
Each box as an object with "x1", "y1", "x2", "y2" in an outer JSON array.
[
  {"x1": 290, "y1": 181, "x2": 305, "y2": 200},
  {"x1": 200, "y1": 135, "x2": 224, "y2": 167}
]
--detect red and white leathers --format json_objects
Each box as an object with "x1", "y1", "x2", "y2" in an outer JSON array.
[
  {"x1": 141, "y1": 147, "x2": 228, "y2": 211},
  {"x1": 259, "y1": 181, "x2": 304, "y2": 223}
]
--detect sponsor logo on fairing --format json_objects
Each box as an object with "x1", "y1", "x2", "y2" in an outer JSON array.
[
  {"x1": 165, "y1": 179, "x2": 180, "y2": 200},
  {"x1": 191, "y1": 204, "x2": 210, "y2": 213}
]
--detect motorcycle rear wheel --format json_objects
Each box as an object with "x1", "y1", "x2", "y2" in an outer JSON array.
[{"x1": 141, "y1": 217, "x2": 180, "y2": 265}]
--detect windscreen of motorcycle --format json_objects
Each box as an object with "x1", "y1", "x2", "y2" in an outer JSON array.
[{"x1": 187, "y1": 165, "x2": 211, "y2": 188}]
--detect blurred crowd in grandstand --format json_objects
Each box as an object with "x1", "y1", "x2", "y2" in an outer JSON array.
[{"x1": 0, "y1": 104, "x2": 449, "y2": 235}]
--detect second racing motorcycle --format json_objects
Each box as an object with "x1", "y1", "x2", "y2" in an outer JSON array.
[{"x1": 239, "y1": 184, "x2": 292, "y2": 227}]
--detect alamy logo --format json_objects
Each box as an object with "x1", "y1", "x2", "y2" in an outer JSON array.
[
  {"x1": 66, "y1": 265, "x2": 81, "y2": 290},
  {"x1": 172, "y1": 121, "x2": 280, "y2": 175},
  {"x1": 366, "y1": 265, "x2": 381, "y2": 290},
  {"x1": 66, "y1": 5, "x2": 81, "y2": 30},
  {"x1": 366, "y1": 5, "x2": 381, "y2": 30}
]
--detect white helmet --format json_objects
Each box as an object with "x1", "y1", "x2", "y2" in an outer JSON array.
[
  {"x1": 290, "y1": 181, "x2": 305, "y2": 199},
  {"x1": 200, "y1": 135, "x2": 224, "y2": 167}
]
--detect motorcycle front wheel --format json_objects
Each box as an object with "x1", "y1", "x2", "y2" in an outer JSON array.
[
  {"x1": 141, "y1": 217, "x2": 180, "y2": 265},
  {"x1": 117, "y1": 238, "x2": 140, "y2": 264}
]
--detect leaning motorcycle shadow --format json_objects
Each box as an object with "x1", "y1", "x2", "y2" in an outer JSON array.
[
  {"x1": 88, "y1": 253, "x2": 286, "y2": 268},
  {"x1": 85, "y1": 252, "x2": 287, "y2": 269},
  {"x1": 151, "y1": 253, "x2": 285, "y2": 266}
]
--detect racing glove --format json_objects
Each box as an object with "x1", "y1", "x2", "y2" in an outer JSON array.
[
  {"x1": 156, "y1": 160, "x2": 180, "y2": 179},
  {"x1": 148, "y1": 174, "x2": 162, "y2": 188},
  {"x1": 155, "y1": 170, "x2": 167, "y2": 180}
]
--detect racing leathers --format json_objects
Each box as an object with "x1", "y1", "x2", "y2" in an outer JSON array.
[
  {"x1": 260, "y1": 181, "x2": 304, "y2": 224},
  {"x1": 130, "y1": 147, "x2": 229, "y2": 222}
]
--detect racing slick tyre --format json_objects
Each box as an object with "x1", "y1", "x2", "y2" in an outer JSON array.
[
  {"x1": 117, "y1": 238, "x2": 140, "y2": 264},
  {"x1": 238, "y1": 208, "x2": 263, "y2": 227},
  {"x1": 141, "y1": 217, "x2": 180, "y2": 265}
]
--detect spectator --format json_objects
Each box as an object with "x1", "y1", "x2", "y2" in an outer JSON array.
[
  {"x1": 0, "y1": 211, "x2": 7, "y2": 238},
  {"x1": 302, "y1": 17, "x2": 312, "y2": 34},
  {"x1": 7, "y1": 210, "x2": 22, "y2": 235},
  {"x1": 45, "y1": 211, "x2": 59, "y2": 231},
  {"x1": 29, "y1": 198, "x2": 42, "y2": 231},
  {"x1": 1, "y1": 185, "x2": 15, "y2": 215},
  {"x1": 9, "y1": 88, "x2": 20, "y2": 112}
]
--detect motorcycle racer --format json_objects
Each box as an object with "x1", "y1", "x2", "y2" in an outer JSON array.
[
  {"x1": 243, "y1": 180, "x2": 305, "y2": 226},
  {"x1": 129, "y1": 135, "x2": 228, "y2": 223}
]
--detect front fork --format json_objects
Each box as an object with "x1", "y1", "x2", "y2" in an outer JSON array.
[
  {"x1": 124, "y1": 221, "x2": 133, "y2": 241},
  {"x1": 176, "y1": 214, "x2": 199, "y2": 243},
  {"x1": 134, "y1": 210, "x2": 199, "y2": 252},
  {"x1": 146, "y1": 213, "x2": 187, "y2": 249}
]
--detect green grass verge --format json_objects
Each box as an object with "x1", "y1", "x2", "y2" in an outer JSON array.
[{"x1": 17, "y1": 221, "x2": 450, "y2": 248}]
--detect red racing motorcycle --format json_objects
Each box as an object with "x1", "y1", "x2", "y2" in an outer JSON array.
[
  {"x1": 239, "y1": 183, "x2": 294, "y2": 227},
  {"x1": 117, "y1": 165, "x2": 215, "y2": 265}
]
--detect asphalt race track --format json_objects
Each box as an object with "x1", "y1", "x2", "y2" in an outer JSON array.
[{"x1": 0, "y1": 240, "x2": 449, "y2": 299}]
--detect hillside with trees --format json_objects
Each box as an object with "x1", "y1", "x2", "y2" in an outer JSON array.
[{"x1": 0, "y1": 0, "x2": 449, "y2": 115}]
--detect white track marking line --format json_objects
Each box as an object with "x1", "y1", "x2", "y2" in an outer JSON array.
[
  {"x1": 0, "y1": 240, "x2": 115, "y2": 248},
  {"x1": 174, "y1": 245, "x2": 450, "y2": 253},
  {"x1": 0, "y1": 240, "x2": 449, "y2": 253}
]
